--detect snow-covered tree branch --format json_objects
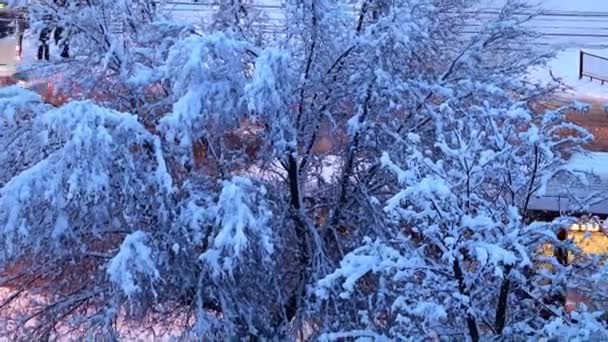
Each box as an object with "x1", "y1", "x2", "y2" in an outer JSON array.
[{"x1": 1, "y1": 0, "x2": 607, "y2": 340}]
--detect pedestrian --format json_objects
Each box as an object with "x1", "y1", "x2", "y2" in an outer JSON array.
[
  {"x1": 16, "y1": 17, "x2": 24, "y2": 59},
  {"x1": 37, "y1": 27, "x2": 50, "y2": 61},
  {"x1": 53, "y1": 26, "x2": 69, "y2": 58},
  {"x1": 52, "y1": 0, "x2": 69, "y2": 58}
]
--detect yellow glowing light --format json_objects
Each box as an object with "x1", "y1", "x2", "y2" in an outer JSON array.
[{"x1": 570, "y1": 231, "x2": 608, "y2": 255}]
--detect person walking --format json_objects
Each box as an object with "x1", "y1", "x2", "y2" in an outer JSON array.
[
  {"x1": 53, "y1": 0, "x2": 69, "y2": 58},
  {"x1": 53, "y1": 26, "x2": 69, "y2": 58},
  {"x1": 16, "y1": 17, "x2": 24, "y2": 59},
  {"x1": 37, "y1": 27, "x2": 50, "y2": 61}
]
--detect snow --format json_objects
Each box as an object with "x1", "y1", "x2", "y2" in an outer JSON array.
[
  {"x1": 487, "y1": 0, "x2": 608, "y2": 12},
  {"x1": 567, "y1": 152, "x2": 608, "y2": 178},
  {"x1": 316, "y1": 238, "x2": 402, "y2": 300},
  {"x1": 570, "y1": 100, "x2": 592, "y2": 113},
  {"x1": 485, "y1": 0, "x2": 608, "y2": 98},
  {"x1": 0, "y1": 85, "x2": 44, "y2": 125},
  {"x1": 51, "y1": 210, "x2": 69, "y2": 239},
  {"x1": 10, "y1": 0, "x2": 608, "y2": 101},
  {"x1": 473, "y1": 243, "x2": 518, "y2": 273},
  {"x1": 245, "y1": 47, "x2": 292, "y2": 114},
  {"x1": 529, "y1": 0, "x2": 608, "y2": 12},
  {"x1": 380, "y1": 152, "x2": 415, "y2": 186},
  {"x1": 318, "y1": 330, "x2": 392, "y2": 342},
  {"x1": 541, "y1": 311, "x2": 608, "y2": 340},
  {"x1": 165, "y1": 0, "x2": 284, "y2": 29},
  {"x1": 408, "y1": 302, "x2": 448, "y2": 321},
  {"x1": 461, "y1": 214, "x2": 496, "y2": 230},
  {"x1": 199, "y1": 177, "x2": 274, "y2": 276},
  {"x1": 213, "y1": 178, "x2": 264, "y2": 254},
  {"x1": 159, "y1": 32, "x2": 248, "y2": 154},
  {"x1": 346, "y1": 113, "x2": 362, "y2": 136},
  {"x1": 0, "y1": 157, "x2": 52, "y2": 255},
  {"x1": 107, "y1": 231, "x2": 160, "y2": 297},
  {"x1": 6, "y1": 0, "x2": 608, "y2": 339},
  {"x1": 530, "y1": 48, "x2": 608, "y2": 99},
  {"x1": 529, "y1": 152, "x2": 608, "y2": 214},
  {"x1": 0, "y1": 99, "x2": 174, "y2": 265}
]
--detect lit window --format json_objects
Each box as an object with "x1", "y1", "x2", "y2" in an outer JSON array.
[{"x1": 570, "y1": 217, "x2": 605, "y2": 232}]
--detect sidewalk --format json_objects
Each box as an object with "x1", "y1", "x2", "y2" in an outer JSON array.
[{"x1": 558, "y1": 94, "x2": 608, "y2": 151}]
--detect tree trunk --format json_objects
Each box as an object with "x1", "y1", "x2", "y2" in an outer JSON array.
[
  {"x1": 494, "y1": 266, "x2": 512, "y2": 335},
  {"x1": 283, "y1": 153, "x2": 310, "y2": 323},
  {"x1": 452, "y1": 259, "x2": 479, "y2": 342}
]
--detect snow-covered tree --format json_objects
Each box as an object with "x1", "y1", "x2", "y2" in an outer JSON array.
[
  {"x1": 2, "y1": 0, "x2": 607, "y2": 340},
  {"x1": 315, "y1": 92, "x2": 601, "y2": 340}
]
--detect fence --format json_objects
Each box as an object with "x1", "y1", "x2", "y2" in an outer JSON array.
[{"x1": 579, "y1": 50, "x2": 608, "y2": 84}]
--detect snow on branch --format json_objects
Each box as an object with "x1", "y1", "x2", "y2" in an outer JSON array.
[
  {"x1": 107, "y1": 230, "x2": 160, "y2": 297},
  {"x1": 160, "y1": 33, "x2": 249, "y2": 150},
  {"x1": 200, "y1": 176, "x2": 274, "y2": 277},
  {"x1": 0, "y1": 101, "x2": 172, "y2": 260}
]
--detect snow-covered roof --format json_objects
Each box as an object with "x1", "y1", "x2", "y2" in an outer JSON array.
[
  {"x1": 530, "y1": 152, "x2": 608, "y2": 215},
  {"x1": 566, "y1": 152, "x2": 608, "y2": 177}
]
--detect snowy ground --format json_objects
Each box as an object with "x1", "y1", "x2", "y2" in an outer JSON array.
[
  {"x1": 6, "y1": 0, "x2": 608, "y2": 100},
  {"x1": 167, "y1": 0, "x2": 608, "y2": 100},
  {"x1": 5, "y1": 2, "x2": 608, "y2": 129},
  {"x1": 530, "y1": 49, "x2": 608, "y2": 99},
  {"x1": 489, "y1": 0, "x2": 608, "y2": 12},
  {"x1": 499, "y1": 0, "x2": 608, "y2": 99}
]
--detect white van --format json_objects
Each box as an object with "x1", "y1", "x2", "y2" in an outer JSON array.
[
  {"x1": 0, "y1": 10, "x2": 24, "y2": 80},
  {"x1": 0, "y1": 38, "x2": 18, "y2": 75}
]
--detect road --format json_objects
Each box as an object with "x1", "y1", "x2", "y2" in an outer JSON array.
[{"x1": 165, "y1": 1, "x2": 608, "y2": 49}]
